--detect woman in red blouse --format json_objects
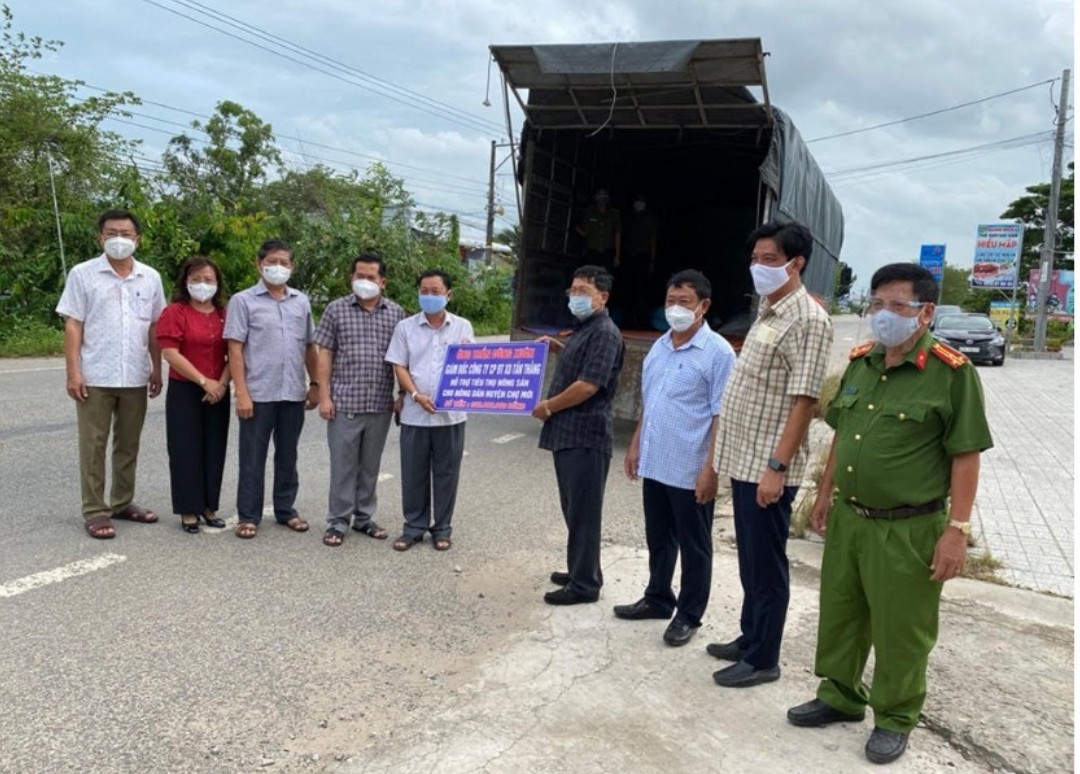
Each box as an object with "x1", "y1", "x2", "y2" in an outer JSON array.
[{"x1": 156, "y1": 257, "x2": 231, "y2": 533}]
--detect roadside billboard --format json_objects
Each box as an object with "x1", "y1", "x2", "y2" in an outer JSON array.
[
  {"x1": 988, "y1": 300, "x2": 1021, "y2": 329},
  {"x1": 919, "y1": 244, "x2": 945, "y2": 284},
  {"x1": 971, "y1": 223, "x2": 1023, "y2": 289},
  {"x1": 1027, "y1": 269, "x2": 1074, "y2": 319}
]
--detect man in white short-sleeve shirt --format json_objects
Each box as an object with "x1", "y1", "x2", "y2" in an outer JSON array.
[{"x1": 55, "y1": 209, "x2": 166, "y2": 539}]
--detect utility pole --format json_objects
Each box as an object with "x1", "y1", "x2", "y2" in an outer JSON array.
[
  {"x1": 485, "y1": 139, "x2": 497, "y2": 267},
  {"x1": 1033, "y1": 68, "x2": 1071, "y2": 349}
]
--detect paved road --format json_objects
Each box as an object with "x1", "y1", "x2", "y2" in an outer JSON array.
[{"x1": 0, "y1": 316, "x2": 1070, "y2": 772}]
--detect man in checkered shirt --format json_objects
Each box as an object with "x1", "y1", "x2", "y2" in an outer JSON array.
[
  {"x1": 314, "y1": 250, "x2": 406, "y2": 547},
  {"x1": 708, "y1": 221, "x2": 834, "y2": 688}
]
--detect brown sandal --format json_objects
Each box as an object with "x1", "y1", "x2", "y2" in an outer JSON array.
[
  {"x1": 392, "y1": 535, "x2": 423, "y2": 552},
  {"x1": 280, "y1": 516, "x2": 309, "y2": 532},
  {"x1": 235, "y1": 522, "x2": 257, "y2": 539},
  {"x1": 433, "y1": 538, "x2": 452, "y2": 551},
  {"x1": 112, "y1": 503, "x2": 158, "y2": 523},
  {"x1": 323, "y1": 529, "x2": 344, "y2": 547},
  {"x1": 85, "y1": 515, "x2": 115, "y2": 540}
]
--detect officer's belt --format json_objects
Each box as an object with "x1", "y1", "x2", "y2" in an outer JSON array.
[{"x1": 848, "y1": 499, "x2": 946, "y2": 520}]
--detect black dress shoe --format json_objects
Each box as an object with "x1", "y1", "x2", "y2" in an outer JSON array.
[
  {"x1": 181, "y1": 516, "x2": 200, "y2": 534},
  {"x1": 543, "y1": 587, "x2": 598, "y2": 605},
  {"x1": 662, "y1": 619, "x2": 697, "y2": 646},
  {"x1": 549, "y1": 571, "x2": 571, "y2": 586},
  {"x1": 865, "y1": 728, "x2": 909, "y2": 764},
  {"x1": 201, "y1": 512, "x2": 226, "y2": 529},
  {"x1": 787, "y1": 698, "x2": 866, "y2": 727},
  {"x1": 705, "y1": 639, "x2": 744, "y2": 662},
  {"x1": 712, "y1": 660, "x2": 781, "y2": 688},
  {"x1": 613, "y1": 598, "x2": 670, "y2": 620}
]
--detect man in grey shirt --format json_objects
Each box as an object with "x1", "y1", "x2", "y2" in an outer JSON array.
[
  {"x1": 385, "y1": 269, "x2": 474, "y2": 552},
  {"x1": 225, "y1": 239, "x2": 318, "y2": 539}
]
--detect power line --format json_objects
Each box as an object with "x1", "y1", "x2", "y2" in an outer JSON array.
[
  {"x1": 825, "y1": 131, "x2": 1052, "y2": 178},
  {"x1": 807, "y1": 78, "x2": 1058, "y2": 143},
  {"x1": 137, "y1": 0, "x2": 503, "y2": 137},
  {"x1": 61, "y1": 76, "x2": 492, "y2": 188}
]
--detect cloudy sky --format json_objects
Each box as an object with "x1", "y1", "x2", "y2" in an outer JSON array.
[{"x1": 10, "y1": 0, "x2": 1074, "y2": 291}]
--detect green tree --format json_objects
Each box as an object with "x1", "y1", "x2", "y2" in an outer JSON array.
[
  {"x1": 162, "y1": 100, "x2": 281, "y2": 217},
  {"x1": 1000, "y1": 163, "x2": 1074, "y2": 282},
  {"x1": 0, "y1": 5, "x2": 140, "y2": 323}
]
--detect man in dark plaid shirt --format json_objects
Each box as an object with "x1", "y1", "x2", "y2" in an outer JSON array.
[
  {"x1": 314, "y1": 251, "x2": 406, "y2": 547},
  {"x1": 532, "y1": 265, "x2": 625, "y2": 605}
]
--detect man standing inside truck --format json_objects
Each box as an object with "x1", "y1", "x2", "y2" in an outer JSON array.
[
  {"x1": 576, "y1": 189, "x2": 621, "y2": 271},
  {"x1": 619, "y1": 193, "x2": 659, "y2": 328},
  {"x1": 708, "y1": 221, "x2": 833, "y2": 688},
  {"x1": 532, "y1": 265, "x2": 625, "y2": 605}
]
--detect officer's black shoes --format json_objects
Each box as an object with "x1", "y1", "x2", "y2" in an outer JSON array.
[
  {"x1": 543, "y1": 587, "x2": 598, "y2": 605},
  {"x1": 865, "y1": 727, "x2": 909, "y2": 764},
  {"x1": 787, "y1": 698, "x2": 867, "y2": 727},
  {"x1": 662, "y1": 618, "x2": 697, "y2": 646},
  {"x1": 549, "y1": 571, "x2": 571, "y2": 586},
  {"x1": 711, "y1": 660, "x2": 781, "y2": 687},
  {"x1": 705, "y1": 639, "x2": 744, "y2": 662},
  {"x1": 613, "y1": 598, "x2": 670, "y2": 620}
]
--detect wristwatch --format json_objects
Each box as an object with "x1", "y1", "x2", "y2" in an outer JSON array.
[
  {"x1": 948, "y1": 519, "x2": 972, "y2": 536},
  {"x1": 767, "y1": 456, "x2": 788, "y2": 473}
]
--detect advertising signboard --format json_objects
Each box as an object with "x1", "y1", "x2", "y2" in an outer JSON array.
[
  {"x1": 434, "y1": 342, "x2": 549, "y2": 414},
  {"x1": 971, "y1": 223, "x2": 1023, "y2": 289},
  {"x1": 919, "y1": 244, "x2": 945, "y2": 284}
]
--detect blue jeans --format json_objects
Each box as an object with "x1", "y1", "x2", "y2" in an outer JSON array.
[
  {"x1": 236, "y1": 401, "x2": 305, "y2": 524},
  {"x1": 731, "y1": 479, "x2": 799, "y2": 669}
]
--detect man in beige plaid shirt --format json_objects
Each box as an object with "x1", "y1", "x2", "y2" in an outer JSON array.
[{"x1": 707, "y1": 221, "x2": 834, "y2": 688}]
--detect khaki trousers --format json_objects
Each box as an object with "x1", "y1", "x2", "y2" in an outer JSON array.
[{"x1": 76, "y1": 386, "x2": 148, "y2": 519}]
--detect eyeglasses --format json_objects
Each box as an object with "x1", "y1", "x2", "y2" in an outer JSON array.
[{"x1": 868, "y1": 298, "x2": 925, "y2": 314}]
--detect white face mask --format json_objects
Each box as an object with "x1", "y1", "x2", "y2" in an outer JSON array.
[
  {"x1": 750, "y1": 261, "x2": 792, "y2": 296},
  {"x1": 870, "y1": 309, "x2": 923, "y2": 347},
  {"x1": 187, "y1": 283, "x2": 217, "y2": 303},
  {"x1": 352, "y1": 278, "x2": 381, "y2": 300},
  {"x1": 664, "y1": 304, "x2": 699, "y2": 333},
  {"x1": 103, "y1": 236, "x2": 136, "y2": 260},
  {"x1": 262, "y1": 264, "x2": 292, "y2": 286}
]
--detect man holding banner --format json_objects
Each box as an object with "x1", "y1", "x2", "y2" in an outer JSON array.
[
  {"x1": 385, "y1": 270, "x2": 474, "y2": 552},
  {"x1": 532, "y1": 265, "x2": 626, "y2": 605}
]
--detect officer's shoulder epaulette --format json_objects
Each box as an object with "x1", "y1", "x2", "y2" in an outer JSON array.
[
  {"x1": 848, "y1": 342, "x2": 875, "y2": 360},
  {"x1": 930, "y1": 341, "x2": 968, "y2": 369}
]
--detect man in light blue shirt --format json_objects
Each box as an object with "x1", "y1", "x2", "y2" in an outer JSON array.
[
  {"x1": 619, "y1": 269, "x2": 736, "y2": 646},
  {"x1": 385, "y1": 269, "x2": 474, "y2": 552}
]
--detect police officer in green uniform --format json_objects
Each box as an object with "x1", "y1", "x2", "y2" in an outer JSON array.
[
  {"x1": 576, "y1": 189, "x2": 621, "y2": 271},
  {"x1": 786, "y1": 263, "x2": 993, "y2": 765}
]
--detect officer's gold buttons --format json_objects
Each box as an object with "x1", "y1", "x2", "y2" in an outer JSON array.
[
  {"x1": 881, "y1": 375, "x2": 888, "y2": 382},
  {"x1": 846, "y1": 466, "x2": 854, "y2": 472},
  {"x1": 899, "y1": 413, "x2": 906, "y2": 420},
  {"x1": 854, "y1": 434, "x2": 862, "y2": 440},
  {"x1": 868, "y1": 404, "x2": 875, "y2": 410}
]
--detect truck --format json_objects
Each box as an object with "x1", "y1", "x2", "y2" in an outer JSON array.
[{"x1": 490, "y1": 38, "x2": 845, "y2": 419}]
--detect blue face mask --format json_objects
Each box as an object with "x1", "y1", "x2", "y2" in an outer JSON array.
[
  {"x1": 568, "y1": 295, "x2": 594, "y2": 320},
  {"x1": 418, "y1": 294, "x2": 448, "y2": 314},
  {"x1": 870, "y1": 309, "x2": 922, "y2": 346}
]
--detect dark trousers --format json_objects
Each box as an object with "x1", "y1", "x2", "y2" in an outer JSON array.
[
  {"x1": 583, "y1": 248, "x2": 615, "y2": 272},
  {"x1": 731, "y1": 478, "x2": 799, "y2": 669},
  {"x1": 642, "y1": 478, "x2": 715, "y2": 626},
  {"x1": 236, "y1": 401, "x2": 305, "y2": 524},
  {"x1": 165, "y1": 379, "x2": 230, "y2": 516},
  {"x1": 553, "y1": 448, "x2": 611, "y2": 598},
  {"x1": 399, "y1": 423, "x2": 465, "y2": 539}
]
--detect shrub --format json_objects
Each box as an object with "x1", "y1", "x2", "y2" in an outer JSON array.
[{"x1": 0, "y1": 316, "x2": 65, "y2": 357}]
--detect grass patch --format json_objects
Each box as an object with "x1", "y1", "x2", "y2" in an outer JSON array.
[
  {"x1": 0, "y1": 318, "x2": 64, "y2": 357},
  {"x1": 962, "y1": 549, "x2": 1006, "y2": 584}
]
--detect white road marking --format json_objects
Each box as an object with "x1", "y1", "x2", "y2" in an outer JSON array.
[
  {"x1": 0, "y1": 553, "x2": 126, "y2": 598},
  {"x1": 378, "y1": 473, "x2": 394, "y2": 482},
  {"x1": 491, "y1": 433, "x2": 525, "y2": 444},
  {"x1": 202, "y1": 514, "x2": 240, "y2": 535},
  {"x1": 0, "y1": 365, "x2": 67, "y2": 374}
]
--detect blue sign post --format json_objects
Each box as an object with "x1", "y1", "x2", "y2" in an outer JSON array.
[
  {"x1": 919, "y1": 244, "x2": 946, "y2": 283},
  {"x1": 434, "y1": 342, "x2": 549, "y2": 414}
]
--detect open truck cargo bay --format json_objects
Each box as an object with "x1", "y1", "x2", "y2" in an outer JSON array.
[{"x1": 492, "y1": 39, "x2": 844, "y2": 419}]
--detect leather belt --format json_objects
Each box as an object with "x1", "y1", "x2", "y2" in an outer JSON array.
[{"x1": 848, "y1": 499, "x2": 946, "y2": 520}]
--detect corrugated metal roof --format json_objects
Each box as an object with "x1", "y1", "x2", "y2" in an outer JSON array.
[{"x1": 491, "y1": 39, "x2": 771, "y2": 130}]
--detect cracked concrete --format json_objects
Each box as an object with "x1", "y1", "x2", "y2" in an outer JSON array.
[{"x1": 331, "y1": 541, "x2": 1073, "y2": 774}]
